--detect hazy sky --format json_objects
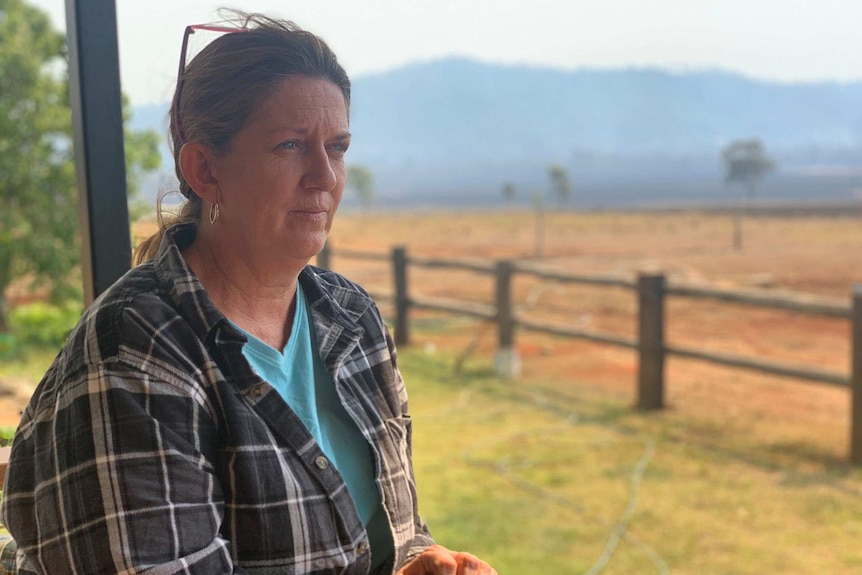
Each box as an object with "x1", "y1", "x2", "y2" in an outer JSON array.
[{"x1": 28, "y1": 0, "x2": 862, "y2": 106}]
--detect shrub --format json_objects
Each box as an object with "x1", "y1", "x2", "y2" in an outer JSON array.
[
  {"x1": 9, "y1": 301, "x2": 82, "y2": 350},
  {"x1": 0, "y1": 333, "x2": 16, "y2": 361},
  {"x1": 0, "y1": 426, "x2": 15, "y2": 447}
]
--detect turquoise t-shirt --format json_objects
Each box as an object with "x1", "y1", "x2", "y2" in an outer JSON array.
[{"x1": 234, "y1": 285, "x2": 393, "y2": 570}]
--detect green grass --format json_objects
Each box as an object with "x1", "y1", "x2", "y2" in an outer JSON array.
[
  {"x1": 4, "y1": 336, "x2": 862, "y2": 573},
  {"x1": 402, "y1": 348, "x2": 862, "y2": 575}
]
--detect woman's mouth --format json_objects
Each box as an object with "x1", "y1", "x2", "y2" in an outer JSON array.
[{"x1": 290, "y1": 209, "x2": 328, "y2": 222}]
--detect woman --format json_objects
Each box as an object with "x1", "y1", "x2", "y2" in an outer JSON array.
[{"x1": 1, "y1": 13, "x2": 495, "y2": 575}]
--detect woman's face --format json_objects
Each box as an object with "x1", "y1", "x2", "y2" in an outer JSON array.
[{"x1": 210, "y1": 75, "x2": 350, "y2": 264}]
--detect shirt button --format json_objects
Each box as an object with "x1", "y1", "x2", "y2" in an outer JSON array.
[
  {"x1": 357, "y1": 541, "x2": 369, "y2": 555},
  {"x1": 315, "y1": 455, "x2": 329, "y2": 470}
]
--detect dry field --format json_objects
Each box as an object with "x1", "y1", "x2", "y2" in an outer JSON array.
[
  {"x1": 327, "y1": 208, "x2": 862, "y2": 462},
  {"x1": 6, "y1": 208, "x2": 862, "y2": 451}
]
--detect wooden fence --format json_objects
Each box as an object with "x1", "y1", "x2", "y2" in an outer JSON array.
[{"x1": 317, "y1": 243, "x2": 862, "y2": 465}]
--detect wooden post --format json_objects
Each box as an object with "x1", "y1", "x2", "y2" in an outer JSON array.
[
  {"x1": 637, "y1": 273, "x2": 665, "y2": 410},
  {"x1": 851, "y1": 285, "x2": 862, "y2": 464},
  {"x1": 393, "y1": 247, "x2": 410, "y2": 346},
  {"x1": 494, "y1": 260, "x2": 520, "y2": 378},
  {"x1": 316, "y1": 241, "x2": 331, "y2": 270}
]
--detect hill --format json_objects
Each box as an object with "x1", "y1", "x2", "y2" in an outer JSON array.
[{"x1": 131, "y1": 59, "x2": 862, "y2": 208}]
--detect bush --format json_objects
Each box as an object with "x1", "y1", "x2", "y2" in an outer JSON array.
[
  {"x1": 0, "y1": 426, "x2": 15, "y2": 447},
  {"x1": 9, "y1": 301, "x2": 82, "y2": 350},
  {"x1": 0, "y1": 333, "x2": 16, "y2": 361}
]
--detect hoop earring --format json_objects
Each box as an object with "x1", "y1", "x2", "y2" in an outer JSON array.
[{"x1": 209, "y1": 203, "x2": 220, "y2": 224}]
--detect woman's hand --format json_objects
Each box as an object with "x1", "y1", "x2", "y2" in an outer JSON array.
[{"x1": 397, "y1": 545, "x2": 497, "y2": 575}]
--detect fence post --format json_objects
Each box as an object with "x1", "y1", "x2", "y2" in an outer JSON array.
[
  {"x1": 851, "y1": 285, "x2": 862, "y2": 464},
  {"x1": 637, "y1": 273, "x2": 665, "y2": 410},
  {"x1": 494, "y1": 260, "x2": 520, "y2": 378},
  {"x1": 316, "y1": 240, "x2": 331, "y2": 270},
  {"x1": 393, "y1": 246, "x2": 410, "y2": 347}
]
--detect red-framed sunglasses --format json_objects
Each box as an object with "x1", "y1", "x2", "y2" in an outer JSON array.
[{"x1": 174, "y1": 24, "x2": 249, "y2": 143}]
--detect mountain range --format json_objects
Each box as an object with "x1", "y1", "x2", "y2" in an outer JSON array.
[{"x1": 131, "y1": 58, "x2": 862, "y2": 209}]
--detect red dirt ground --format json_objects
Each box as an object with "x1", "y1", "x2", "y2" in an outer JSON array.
[
  {"x1": 2, "y1": 210, "x2": 858, "y2": 455},
  {"x1": 326, "y1": 210, "x2": 860, "y2": 459}
]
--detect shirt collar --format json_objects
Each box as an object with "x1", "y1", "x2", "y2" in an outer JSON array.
[
  {"x1": 151, "y1": 222, "x2": 372, "y2": 346},
  {"x1": 152, "y1": 222, "x2": 240, "y2": 345}
]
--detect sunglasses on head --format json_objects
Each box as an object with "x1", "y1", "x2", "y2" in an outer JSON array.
[{"x1": 174, "y1": 24, "x2": 249, "y2": 143}]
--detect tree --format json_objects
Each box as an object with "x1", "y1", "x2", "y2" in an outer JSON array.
[
  {"x1": 531, "y1": 190, "x2": 546, "y2": 257},
  {"x1": 499, "y1": 165, "x2": 573, "y2": 257},
  {"x1": 123, "y1": 94, "x2": 162, "y2": 209},
  {"x1": 0, "y1": 0, "x2": 160, "y2": 332},
  {"x1": 534, "y1": 164, "x2": 573, "y2": 256},
  {"x1": 722, "y1": 139, "x2": 775, "y2": 200},
  {"x1": 501, "y1": 182, "x2": 515, "y2": 201},
  {"x1": 547, "y1": 164, "x2": 572, "y2": 204},
  {"x1": 722, "y1": 139, "x2": 775, "y2": 250},
  {"x1": 346, "y1": 164, "x2": 375, "y2": 210}
]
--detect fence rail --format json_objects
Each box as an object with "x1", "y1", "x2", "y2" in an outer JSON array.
[
  {"x1": 665, "y1": 343, "x2": 848, "y2": 388},
  {"x1": 411, "y1": 255, "x2": 496, "y2": 274},
  {"x1": 518, "y1": 318, "x2": 638, "y2": 349},
  {"x1": 666, "y1": 284, "x2": 850, "y2": 318},
  {"x1": 317, "y1": 242, "x2": 862, "y2": 464},
  {"x1": 515, "y1": 262, "x2": 637, "y2": 289},
  {"x1": 412, "y1": 296, "x2": 495, "y2": 320}
]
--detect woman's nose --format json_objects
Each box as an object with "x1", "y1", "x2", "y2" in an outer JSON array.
[{"x1": 301, "y1": 145, "x2": 338, "y2": 191}]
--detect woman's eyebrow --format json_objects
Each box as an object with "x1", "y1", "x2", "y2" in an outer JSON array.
[{"x1": 265, "y1": 127, "x2": 351, "y2": 139}]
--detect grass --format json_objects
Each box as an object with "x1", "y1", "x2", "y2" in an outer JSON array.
[
  {"x1": 402, "y1": 344, "x2": 862, "y2": 574},
  {"x1": 3, "y1": 321, "x2": 862, "y2": 572}
]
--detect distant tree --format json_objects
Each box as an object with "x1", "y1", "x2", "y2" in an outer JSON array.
[
  {"x1": 722, "y1": 139, "x2": 775, "y2": 200},
  {"x1": 123, "y1": 94, "x2": 162, "y2": 219},
  {"x1": 502, "y1": 182, "x2": 516, "y2": 201},
  {"x1": 500, "y1": 166, "x2": 572, "y2": 257},
  {"x1": 0, "y1": 0, "x2": 160, "y2": 332},
  {"x1": 532, "y1": 190, "x2": 546, "y2": 257},
  {"x1": 548, "y1": 164, "x2": 572, "y2": 204},
  {"x1": 722, "y1": 139, "x2": 775, "y2": 250},
  {"x1": 346, "y1": 165, "x2": 375, "y2": 210},
  {"x1": 533, "y1": 165, "x2": 573, "y2": 256}
]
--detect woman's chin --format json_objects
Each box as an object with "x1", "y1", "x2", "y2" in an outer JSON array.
[{"x1": 280, "y1": 233, "x2": 328, "y2": 262}]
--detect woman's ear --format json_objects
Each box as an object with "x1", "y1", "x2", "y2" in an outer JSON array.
[{"x1": 179, "y1": 142, "x2": 220, "y2": 204}]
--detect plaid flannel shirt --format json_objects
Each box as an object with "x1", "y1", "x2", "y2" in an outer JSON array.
[{"x1": 1, "y1": 223, "x2": 434, "y2": 574}]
